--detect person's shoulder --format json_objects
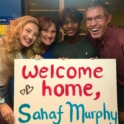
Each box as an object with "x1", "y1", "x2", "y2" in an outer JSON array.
[
  {"x1": 52, "y1": 41, "x2": 66, "y2": 58},
  {"x1": 82, "y1": 35, "x2": 90, "y2": 41},
  {"x1": 81, "y1": 35, "x2": 93, "y2": 44},
  {"x1": 57, "y1": 40, "x2": 66, "y2": 45},
  {"x1": 108, "y1": 25, "x2": 124, "y2": 42},
  {"x1": 53, "y1": 41, "x2": 66, "y2": 48},
  {"x1": 108, "y1": 25, "x2": 124, "y2": 35}
]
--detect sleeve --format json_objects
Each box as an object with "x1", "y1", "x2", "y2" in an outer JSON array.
[
  {"x1": 10, "y1": 76, "x2": 14, "y2": 102},
  {"x1": 121, "y1": 43, "x2": 124, "y2": 57}
]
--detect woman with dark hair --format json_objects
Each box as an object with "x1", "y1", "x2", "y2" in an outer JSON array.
[{"x1": 27, "y1": 16, "x2": 60, "y2": 59}]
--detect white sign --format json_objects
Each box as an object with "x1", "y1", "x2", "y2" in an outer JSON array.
[{"x1": 14, "y1": 59, "x2": 118, "y2": 124}]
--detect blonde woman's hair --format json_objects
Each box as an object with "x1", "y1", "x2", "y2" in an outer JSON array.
[
  {"x1": 0, "y1": 15, "x2": 39, "y2": 74},
  {"x1": 25, "y1": 37, "x2": 41, "y2": 58}
]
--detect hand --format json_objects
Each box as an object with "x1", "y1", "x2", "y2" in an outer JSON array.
[
  {"x1": 90, "y1": 57, "x2": 98, "y2": 60},
  {"x1": 59, "y1": 57, "x2": 68, "y2": 60},
  {"x1": 0, "y1": 103, "x2": 15, "y2": 124},
  {"x1": 30, "y1": 54, "x2": 43, "y2": 59}
]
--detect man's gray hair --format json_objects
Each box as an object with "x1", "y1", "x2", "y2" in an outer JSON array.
[{"x1": 86, "y1": 1, "x2": 110, "y2": 17}]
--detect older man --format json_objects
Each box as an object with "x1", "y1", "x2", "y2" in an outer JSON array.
[{"x1": 85, "y1": 1, "x2": 124, "y2": 123}]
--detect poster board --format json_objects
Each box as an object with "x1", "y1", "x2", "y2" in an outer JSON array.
[
  {"x1": 14, "y1": 59, "x2": 118, "y2": 124},
  {"x1": 0, "y1": 16, "x2": 13, "y2": 37}
]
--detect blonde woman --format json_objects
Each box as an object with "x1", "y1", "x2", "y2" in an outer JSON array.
[{"x1": 0, "y1": 15, "x2": 41, "y2": 124}]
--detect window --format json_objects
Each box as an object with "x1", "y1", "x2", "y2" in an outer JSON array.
[{"x1": 23, "y1": 0, "x2": 124, "y2": 33}]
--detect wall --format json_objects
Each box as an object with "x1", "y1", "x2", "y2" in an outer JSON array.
[
  {"x1": 111, "y1": 10, "x2": 124, "y2": 28},
  {"x1": 0, "y1": 0, "x2": 22, "y2": 18},
  {"x1": 0, "y1": 0, "x2": 22, "y2": 37}
]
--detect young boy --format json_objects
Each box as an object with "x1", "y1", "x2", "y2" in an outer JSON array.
[{"x1": 52, "y1": 8, "x2": 99, "y2": 58}]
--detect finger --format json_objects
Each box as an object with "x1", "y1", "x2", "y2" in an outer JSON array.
[
  {"x1": 60, "y1": 57, "x2": 65, "y2": 60},
  {"x1": 4, "y1": 116, "x2": 9, "y2": 121},
  {"x1": 4, "y1": 114, "x2": 8, "y2": 120},
  {"x1": 37, "y1": 56, "x2": 43, "y2": 59},
  {"x1": 8, "y1": 115, "x2": 14, "y2": 124},
  {"x1": 34, "y1": 54, "x2": 38, "y2": 57},
  {"x1": 5, "y1": 114, "x2": 14, "y2": 124},
  {"x1": 34, "y1": 54, "x2": 43, "y2": 59},
  {"x1": 35, "y1": 54, "x2": 40, "y2": 58},
  {"x1": 30, "y1": 55, "x2": 34, "y2": 59},
  {"x1": 6, "y1": 116, "x2": 13, "y2": 124},
  {"x1": 37, "y1": 55, "x2": 43, "y2": 59},
  {"x1": 10, "y1": 114, "x2": 15, "y2": 124},
  {"x1": 90, "y1": 57, "x2": 94, "y2": 60}
]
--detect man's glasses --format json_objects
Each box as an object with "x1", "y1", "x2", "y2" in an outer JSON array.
[{"x1": 86, "y1": 15, "x2": 105, "y2": 24}]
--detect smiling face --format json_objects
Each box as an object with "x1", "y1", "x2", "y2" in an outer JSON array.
[
  {"x1": 85, "y1": 6, "x2": 111, "y2": 40},
  {"x1": 40, "y1": 23, "x2": 56, "y2": 46},
  {"x1": 62, "y1": 17, "x2": 80, "y2": 37},
  {"x1": 19, "y1": 22, "x2": 39, "y2": 49}
]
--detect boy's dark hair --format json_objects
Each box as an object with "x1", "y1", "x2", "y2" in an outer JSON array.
[
  {"x1": 59, "y1": 8, "x2": 83, "y2": 26},
  {"x1": 86, "y1": 1, "x2": 110, "y2": 17}
]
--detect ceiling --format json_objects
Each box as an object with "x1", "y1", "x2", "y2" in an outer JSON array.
[
  {"x1": 28, "y1": 0, "x2": 124, "y2": 10},
  {"x1": 63, "y1": 0, "x2": 124, "y2": 11},
  {"x1": 26, "y1": 0, "x2": 124, "y2": 27}
]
